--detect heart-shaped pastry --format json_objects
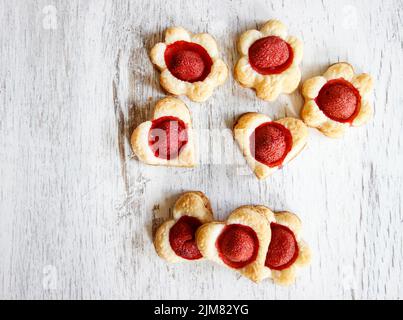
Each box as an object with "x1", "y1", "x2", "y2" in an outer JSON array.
[
  {"x1": 234, "y1": 19, "x2": 303, "y2": 101},
  {"x1": 154, "y1": 191, "x2": 214, "y2": 263},
  {"x1": 150, "y1": 27, "x2": 228, "y2": 102},
  {"x1": 196, "y1": 205, "x2": 272, "y2": 282},
  {"x1": 301, "y1": 62, "x2": 373, "y2": 138},
  {"x1": 234, "y1": 113, "x2": 308, "y2": 179},
  {"x1": 131, "y1": 97, "x2": 195, "y2": 167},
  {"x1": 259, "y1": 209, "x2": 311, "y2": 286}
]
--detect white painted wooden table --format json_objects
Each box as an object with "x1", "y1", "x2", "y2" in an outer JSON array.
[{"x1": 1, "y1": 0, "x2": 402, "y2": 300}]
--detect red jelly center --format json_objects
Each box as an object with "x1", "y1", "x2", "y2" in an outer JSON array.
[
  {"x1": 265, "y1": 223, "x2": 299, "y2": 270},
  {"x1": 169, "y1": 216, "x2": 203, "y2": 260},
  {"x1": 248, "y1": 36, "x2": 293, "y2": 75},
  {"x1": 216, "y1": 224, "x2": 259, "y2": 269},
  {"x1": 315, "y1": 78, "x2": 361, "y2": 123},
  {"x1": 164, "y1": 41, "x2": 213, "y2": 82},
  {"x1": 250, "y1": 122, "x2": 293, "y2": 167},
  {"x1": 148, "y1": 116, "x2": 188, "y2": 160}
]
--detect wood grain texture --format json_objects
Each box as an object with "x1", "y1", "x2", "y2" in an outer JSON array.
[{"x1": 0, "y1": 0, "x2": 402, "y2": 299}]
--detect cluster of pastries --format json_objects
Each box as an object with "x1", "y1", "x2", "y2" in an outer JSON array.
[
  {"x1": 155, "y1": 192, "x2": 311, "y2": 285},
  {"x1": 132, "y1": 19, "x2": 374, "y2": 178},
  {"x1": 130, "y1": 19, "x2": 375, "y2": 285}
]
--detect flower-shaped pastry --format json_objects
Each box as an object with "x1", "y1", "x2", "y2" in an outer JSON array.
[
  {"x1": 234, "y1": 113, "x2": 308, "y2": 179},
  {"x1": 150, "y1": 27, "x2": 228, "y2": 102},
  {"x1": 261, "y1": 209, "x2": 311, "y2": 286},
  {"x1": 301, "y1": 62, "x2": 374, "y2": 138},
  {"x1": 154, "y1": 191, "x2": 214, "y2": 263},
  {"x1": 131, "y1": 97, "x2": 195, "y2": 167},
  {"x1": 196, "y1": 205, "x2": 272, "y2": 282},
  {"x1": 234, "y1": 19, "x2": 303, "y2": 101}
]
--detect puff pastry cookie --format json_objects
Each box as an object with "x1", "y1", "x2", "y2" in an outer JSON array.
[
  {"x1": 150, "y1": 27, "x2": 228, "y2": 102},
  {"x1": 131, "y1": 97, "x2": 195, "y2": 167},
  {"x1": 260, "y1": 209, "x2": 311, "y2": 286},
  {"x1": 234, "y1": 19, "x2": 303, "y2": 101},
  {"x1": 234, "y1": 113, "x2": 308, "y2": 179},
  {"x1": 154, "y1": 191, "x2": 214, "y2": 263},
  {"x1": 196, "y1": 205, "x2": 272, "y2": 282},
  {"x1": 301, "y1": 62, "x2": 374, "y2": 138}
]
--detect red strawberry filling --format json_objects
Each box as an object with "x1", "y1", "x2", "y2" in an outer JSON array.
[
  {"x1": 250, "y1": 122, "x2": 293, "y2": 167},
  {"x1": 315, "y1": 78, "x2": 361, "y2": 123},
  {"x1": 248, "y1": 36, "x2": 293, "y2": 75},
  {"x1": 169, "y1": 216, "x2": 203, "y2": 260},
  {"x1": 164, "y1": 41, "x2": 213, "y2": 82},
  {"x1": 265, "y1": 223, "x2": 299, "y2": 270},
  {"x1": 148, "y1": 116, "x2": 188, "y2": 160},
  {"x1": 216, "y1": 224, "x2": 259, "y2": 269}
]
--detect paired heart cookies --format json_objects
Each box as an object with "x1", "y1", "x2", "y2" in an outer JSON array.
[
  {"x1": 150, "y1": 27, "x2": 228, "y2": 102},
  {"x1": 131, "y1": 97, "x2": 195, "y2": 167},
  {"x1": 154, "y1": 192, "x2": 311, "y2": 285},
  {"x1": 301, "y1": 62, "x2": 374, "y2": 138},
  {"x1": 234, "y1": 19, "x2": 303, "y2": 101},
  {"x1": 197, "y1": 205, "x2": 311, "y2": 284},
  {"x1": 234, "y1": 113, "x2": 308, "y2": 179}
]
